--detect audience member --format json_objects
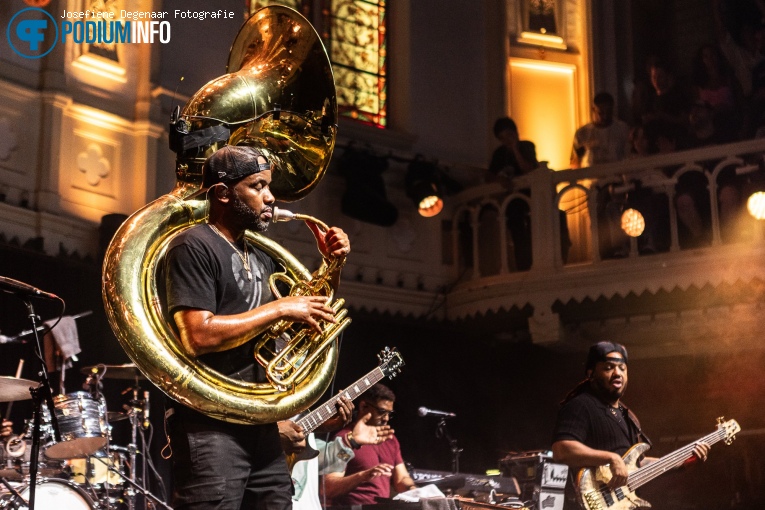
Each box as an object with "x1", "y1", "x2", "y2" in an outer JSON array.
[
  {"x1": 570, "y1": 92, "x2": 631, "y2": 168},
  {"x1": 487, "y1": 117, "x2": 537, "y2": 270},
  {"x1": 712, "y1": 0, "x2": 765, "y2": 98},
  {"x1": 691, "y1": 43, "x2": 743, "y2": 138},
  {"x1": 487, "y1": 117, "x2": 537, "y2": 185},
  {"x1": 632, "y1": 56, "x2": 692, "y2": 129}
]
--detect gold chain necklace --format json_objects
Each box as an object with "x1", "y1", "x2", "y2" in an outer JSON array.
[{"x1": 207, "y1": 223, "x2": 252, "y2": 281}]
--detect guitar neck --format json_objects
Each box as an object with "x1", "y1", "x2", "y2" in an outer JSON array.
[
  {"x1": 627, "y1": 428, "x2": 726, "y2": 490},
  {"x1": 296, "y1": 367, "x2": 386, "y2": 434}
]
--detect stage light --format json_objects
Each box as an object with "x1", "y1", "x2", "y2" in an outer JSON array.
[
  {"x1": 406, "y1": 158, "x2": 444, "y2": 218},
  {"x1": 747, "y1": 191, "x2": 765, "y2": 220},
  {"x1": 621, "y1": 208, "x2": 645, "y2": 237}
]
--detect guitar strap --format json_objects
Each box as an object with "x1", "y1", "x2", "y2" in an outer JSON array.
[{"x1": 623, "y1": 405, "x2": 652, "y2": 447}]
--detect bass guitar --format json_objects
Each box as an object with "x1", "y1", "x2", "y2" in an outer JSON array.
[
  {"x1": 576, "y1": 417, "x2": 740, "y2": 510},
  {"x1": 286, "y1": 347, "x2": 404, "y2": 471}
]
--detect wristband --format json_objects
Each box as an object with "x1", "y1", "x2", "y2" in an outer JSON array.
[{"x1": 347, "y1": 431, "x2": 361, "y2": 450}]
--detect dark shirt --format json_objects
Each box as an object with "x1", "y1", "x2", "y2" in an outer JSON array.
[
  {"x1": 488, "y1": 141, "x2": 537, "y2": 179},
  {"x1": 160, "y1": 223, "x2": 277, "y2": 381},
  {"x1": 553, "y1": 388, "x2": 651, "y2": 510},
  {"x1": 553, "y1": 389, "x2": 648, "y2": 457}
]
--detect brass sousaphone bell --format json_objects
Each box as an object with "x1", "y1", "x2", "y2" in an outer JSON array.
[{"x1": 102, "y1": 6, "x2": 349, "y2": 424}]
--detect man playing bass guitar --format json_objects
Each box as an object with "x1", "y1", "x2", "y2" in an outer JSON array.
[{"x1": 551, "y1": 342, "x2": 710, "y2": 510}]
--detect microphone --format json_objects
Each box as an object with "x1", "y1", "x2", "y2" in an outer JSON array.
[
  {"x1": 0, "y1": 276, "x2": 59, "y2": 300},
  {"x1": 417, "y1": 407, "x2": 456, "y2": 418},
  {"x1": 143, "y1": 390, "x2": 150, "y2": 429}
]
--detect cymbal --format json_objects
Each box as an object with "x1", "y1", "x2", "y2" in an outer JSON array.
[
  {"x1": 80, "y1": 363, "x2": 146, "y2": 380},
  {"x1": 107, "y1": 411, "x2": 128, "y2": 423},
  {"x1": 0, "y1": 376, "x2": 38, "y2": 402}
]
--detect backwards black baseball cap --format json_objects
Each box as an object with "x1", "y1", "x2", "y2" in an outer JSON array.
[
  {"x1": 585, "y1": 341, "x2": 628, "y2": 372},
  {"x1": 202, "y1": 145, "x2": 271, "y2": 189}
]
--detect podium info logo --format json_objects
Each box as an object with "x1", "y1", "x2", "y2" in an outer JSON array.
[{"x1": 7, "y1": 7, "x2": 59, "y2": 59}]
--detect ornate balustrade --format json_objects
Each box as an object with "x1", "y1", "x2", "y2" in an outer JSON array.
[{"x1": 445, "y1": 139, "x2": 765, "y2": 347}]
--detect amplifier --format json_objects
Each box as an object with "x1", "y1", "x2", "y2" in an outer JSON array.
[{"x1": 499, "y1": 451, "x2": 568, "y2": 510}]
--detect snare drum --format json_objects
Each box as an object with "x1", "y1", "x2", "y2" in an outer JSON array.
[
  {"x1": 0, "y1": 478, "x2": 96, "y2": 509},
  {"x1": 44, "y1": 392, "x2": 108, "y2": 460}
]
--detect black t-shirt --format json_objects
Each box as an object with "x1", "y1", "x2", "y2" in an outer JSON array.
[
  {"x1": 160, "y1": 224, "x2": 278, "y2": 381},
  {"x1": 553, "y1": 389, "x2": 651, "y2": 510},
  {"x1": 552, "y1": 389, "x2": 648, "y2": 458},
  {"x1": 488, "y1": 141, "x2": 537, "y2": 179}
]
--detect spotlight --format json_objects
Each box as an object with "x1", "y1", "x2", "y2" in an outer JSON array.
[
  {"x1": 734, "y1": 163, "x2": 765, "y2": 220},
  {"x1": 621, "y1": 208, "x2": 645, "y2": 237},
  {"x1": 748, "y1": 191, "x2": 765, "y2": 220},
  {"x1": 406, "y1": 157, "x2": 444, "y2": 217}
]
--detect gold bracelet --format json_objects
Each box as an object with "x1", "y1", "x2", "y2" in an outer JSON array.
[{"x1": 346, "y1": 431, "x2": 361, "y2": 449}]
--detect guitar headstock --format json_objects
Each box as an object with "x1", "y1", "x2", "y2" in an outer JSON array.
[
  {"x1": 378, "y1": 347, "x2": 404, "y2": 379},
  {"x1": 716, "y1": 417, "x2": 741, "y2": 445}
]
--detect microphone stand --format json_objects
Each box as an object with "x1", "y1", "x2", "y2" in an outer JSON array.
[
  {"x1": 435, "y1": 418, "x2": 462, "y2": 474},
  {"x1": 4, "y1": 310, "x2": 92, "y2": 343},
  {"x1": 21, "y1": 297, "x2": 63, "y2": 510}
]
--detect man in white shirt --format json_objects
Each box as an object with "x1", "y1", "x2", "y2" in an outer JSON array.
[{"x1": 570, "y1": 92, "x2": 631, "y2": 169}]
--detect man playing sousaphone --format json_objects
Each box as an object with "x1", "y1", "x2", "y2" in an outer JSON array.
[{"x1": 160, "y1": 145, "x2": 350, "y2": 510}]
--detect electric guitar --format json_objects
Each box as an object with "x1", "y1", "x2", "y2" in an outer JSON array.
[
  {"x1": 576, "y1": 418, "x2": 740, "y2": 510},
  {"x1": 286, "y1": 347, "x2": 404, "y2": 471}
]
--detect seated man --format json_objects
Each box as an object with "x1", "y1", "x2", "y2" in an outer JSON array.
[
  {"x1": 279, "y1": 397, "x2": 392, "y2": 510},
  {"x1": 321, "y1": 384, "x2": 416, "y2": 505}
]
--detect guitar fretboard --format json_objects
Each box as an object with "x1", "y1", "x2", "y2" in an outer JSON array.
[
  {"x1": 627, "y1": 426, "x2": 729, "y2": 490},
  {"x1": 297, "y1": 366, "x2": 386, "y2": 433}
]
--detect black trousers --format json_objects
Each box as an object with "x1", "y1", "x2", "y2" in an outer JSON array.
[{"x1": 168, "y1": 409, "x2": 293, "y2": 510}]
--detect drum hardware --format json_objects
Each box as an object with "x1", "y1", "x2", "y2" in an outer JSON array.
[
  {"x1": 0, "y1": 477, "x2": 28, "y2": 507},
  {"x1": 0, "y1": 310, "x2": 92, "y2": 346},
  {"x1": 0, "y1": 281, "x2": 65, "y2": 510},
  {"x1": 80, "y1": 364, "x2": 146, "y2": 381}
]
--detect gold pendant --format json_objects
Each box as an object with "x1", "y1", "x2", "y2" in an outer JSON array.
[{"x1": 246, "y1": 268, "x2": 253, "y2": 281}]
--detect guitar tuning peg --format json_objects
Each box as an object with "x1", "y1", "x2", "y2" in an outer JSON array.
[{"x1": 716, "y1": 416, "x2": 725, "y2": 425}]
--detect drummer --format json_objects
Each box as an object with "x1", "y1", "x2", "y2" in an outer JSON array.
[{"x1": 1, "y1": 419, "x2": 11, "y2": 440}]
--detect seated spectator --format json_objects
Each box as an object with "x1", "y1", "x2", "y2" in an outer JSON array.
[
  {"x1": 687, "y1": 100, "x2": 730, "y2": 148},
  {"x1": 570, "y1": 92, "x2": 631, "y2": 168}
]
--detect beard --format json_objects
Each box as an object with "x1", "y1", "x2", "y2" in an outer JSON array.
[
  {"x1": 231, "y1": 194, "x2": 270, "y2": 232},
  {"x1": 591, "y1": 376, "x2": 626, "y2": 403}
]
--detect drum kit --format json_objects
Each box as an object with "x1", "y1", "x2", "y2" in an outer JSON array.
[{"x1": 0, "y1": 364, "x2": 157, "y2": 510}]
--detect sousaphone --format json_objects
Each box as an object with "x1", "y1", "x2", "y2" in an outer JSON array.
[{"x1": 102, "y1": 6, "x2": 349, "y2": 424}]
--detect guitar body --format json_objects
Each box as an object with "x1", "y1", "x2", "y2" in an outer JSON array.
[
  {"x1": 286, "y1": 445, "x2": 320, "y2": 472},
  {"x1": 574, "y1": 418, "x2": 739, "y2": 510},
  {"x1": 576, "y1": 443, "x2": 652, "y2": 510}
]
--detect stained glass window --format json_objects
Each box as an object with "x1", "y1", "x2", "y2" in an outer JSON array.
[
  {"x1": 246, "y1": 0, "x2": 388, "y2": 129},
  {"x1": 324, "y1": 0, "x2": 387, "y2": 128}
]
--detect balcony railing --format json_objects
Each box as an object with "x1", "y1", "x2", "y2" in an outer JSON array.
[{"x1": 445, "y1": 139, "x2": 765, "y2": 342}]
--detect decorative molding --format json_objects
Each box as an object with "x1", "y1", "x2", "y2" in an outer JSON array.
[{"x1": 77, "y1": 143, "x2": 111, "y2": 186}]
